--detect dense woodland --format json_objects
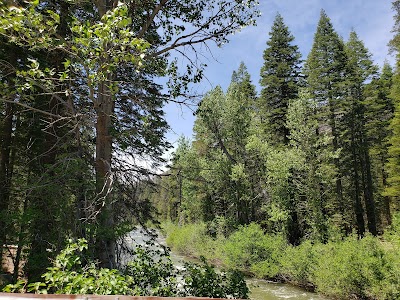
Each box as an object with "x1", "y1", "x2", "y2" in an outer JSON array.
[
  {"x1": 2, "y1": 0, "x2": 400, "y2": 299},
  {"x1": 151, "y1": 10, "x2": 400, "y2": 244},
  {"x1": 0, "y1": 0, "x2": 258, "y2": 283},
  {"x1": 148, "y1": 6, "x2": 400, "y2": 298}
]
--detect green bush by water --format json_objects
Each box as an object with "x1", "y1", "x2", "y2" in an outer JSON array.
[
  {"x1": 181, "y1": 256, "x2": 249, "y2": 299},
  {"x1": 164, "y1": 222, "x2": 222, "y2": 260},
  {"x1": 280, "y1": 240, "x2": 317, "y2": 287},
  {"x1": 163, "y1": 220, "x2": 400, "y2": 300},
  {"x1": 312, "y1": 235, "x2": 385, "y2": 298},
  {"x1": 222, "y1": 223, "x2": 286, "y2": 279},
  {"x1": 164, "y1": 222, "x2": 207, "y2": 256}
]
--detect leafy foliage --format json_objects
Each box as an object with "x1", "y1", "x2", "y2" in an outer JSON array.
[
  {"x1": 123, "y1": 241, "x2": 178, "y2": 296},
  {"x1": 181, "y1": 257, "x2": 249, "y2": 299},
  {"x1": 279, "y1": 241, "x2": 317, "y2": 287},
  {"x1": 3, "y1": 238, "x2": 249, "y2": 299},
  {"x1": 0, "y1": 0, "x2": 260, "y2": 276},
  {"x1": 4, "y1": 239, "x2": 133, "y2": 295},
  {"x1": 2, "y1": 1, "x2": 400, "y2": 300},
  {"x1": 165, "y1": 221, "x2": 400, "y2": 300},
  {"x1": 386, "y1": 71, "x2": 400, "y2": 199},
  {"x1": 312, "y1": 235, "x2": 387, "y2": 299},
  {"x1": 151, "y1": 2, "x2": 400, "y2": 300}
]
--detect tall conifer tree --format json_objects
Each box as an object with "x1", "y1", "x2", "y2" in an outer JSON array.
[
  {"x1": 304, "y1": 10, "x2": 348, "y2": 229},
  {"x1": 386, "y1": 95, "x2": 400, "y2": 200},
  {"x1": 365, "y1": 63, "x2": 394, "y2": 225},
  {"x1": 344, "y1": 30, "x2": 378, "y2": 235},
  {"x1": 286, "y1": 91, "x2": 336, "y2": 241},
  {"x1": 385, "y1": 74, "x2": 400, "y2": 200},
  {"x1": 385, "y1": 0, "x2": 400, "y2": 202},
  {"x1": 259, "y1": 13, "x2": 302, "y2": 145}
]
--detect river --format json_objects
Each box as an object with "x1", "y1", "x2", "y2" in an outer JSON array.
[{"x1": 125, "y1": 230, "x2": 327, "y2": 300}]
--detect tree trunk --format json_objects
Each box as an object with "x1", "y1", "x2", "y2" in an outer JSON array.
[
  {"x1": 91, "y1": 0, "x2": 120, "y2": 270},
  {"x1": 361, "y1": 143, "x2": 377, "y2": 235},
  {"x1": 382, "y1": 166, "x2": 392, "y2": 226},
  {"x1": 0, "y1": 48, "x2": 16, "y2": 261},
  {"x1": 288, "y1": 209, "x2": 301, "y2": 246},
  {"x1": 351, "y1": 136, "x2": 365, "y2": 236},
  {"x1": 287, "y1": 171, "x2": 302, "y2": 245},
  {"x1": 0, "y1": 101, "x2": 13, "y2": 261},
  {"x1": 94, "y1": 79, "x2": 116, "y2": 269},
  {"x1": 12, "y1": 196, "x2": 29, "y2": 283}
]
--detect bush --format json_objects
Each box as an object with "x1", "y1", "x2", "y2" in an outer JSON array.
[
  {"x1": 279, "y1": 240, "x2": 317, "y2": 287},
  {"x1": 222, "y1": 223, "x2": 287, "y2": 279},
  {"x1": 180, "y1": 257, "x2": 249, "y2": 299},
  {"x1": 373, "y1": 212, "x2": 400, "y2": 299},
  {"x1": 165, "y1": 222, "x2": 208, "y2": 256},
  {"x1": 163, "y1": 220, "x2": 400, "y2": 300},
  {"x1": 312, "y1": 235, "x2": 386, "y2": 299},
  {"x1": 370, "y1": 244, "x2": 400, "y2": 300},
  {"x1": 206, "y1": 216, "x2": 237, "y2": 238},
  {"x1": 4, "y1": 239, "x2": 133, "y2": 295},
  {"x1": 123, "y1": 241, "x2": 178, "y2": 296}
]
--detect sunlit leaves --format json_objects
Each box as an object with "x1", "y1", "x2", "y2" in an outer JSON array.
[
  {"x1": 0, "y1": 2, "x2": 59, "y2": 49},
  {"x1": 0, "y1": 2, "x2": 149, "y2": 95}
]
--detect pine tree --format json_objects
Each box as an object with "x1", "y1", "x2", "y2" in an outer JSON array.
[
  {"x1": 259, "y1": 13, "x2": 302, "y2": 145},
  {"x1": 385, "y1": 98, "x2": 400, "y2": 200},
  {"x1": 365, "y1": 63, "x2": 394, "y2": 226},
  {"x1": 304, "y1": 10, "x2": 348, "y2": 230},
  {"x1": 385, "y1": 69, "x2": 400, "y2": 200},
  {"x1": 385, "y1": 0, "x2": 400, "y2": 202},
  {"x1": 344, "y1": 30, "x2": 378, "y2": 235}
]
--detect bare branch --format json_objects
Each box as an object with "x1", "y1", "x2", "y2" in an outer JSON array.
[
  {"x1": 1, "y1": 99, "x2": 63, "y2": 119},
  {"x1": 137, "y1": 0, "x2": 170, "y2": 39},
  {"x1": 147, "y1": 1, "x2": 238, "y2": 58}
]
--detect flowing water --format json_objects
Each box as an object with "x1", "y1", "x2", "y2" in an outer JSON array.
[
  {"x1": 125, "y1": 230, "x2": 327, "y2": 300},
  {"x1": 168, "y1": 247, "x2": 327, "y2": 300},
  {"x1": 246, "y1": 278, "x2": 326, "y2": 300}
]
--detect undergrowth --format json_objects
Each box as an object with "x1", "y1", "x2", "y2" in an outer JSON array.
[
  {"x1": 163, "y1": 219, "x2": 400, "y2": 300},
  {"x1": 2, "y1": 238, "x2": 249, "y2": 299}
]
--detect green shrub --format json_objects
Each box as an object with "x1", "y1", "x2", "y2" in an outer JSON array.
[
  {"x1": 163, "y1": 220, "x2": 400, "y2": 300},
  {"x1": 370, "y1": 245, "x2": 400, "y2": 300},
  {"x1": 4, "y1": 239, "x2": 133, "y2": 295},
  {"x1": 165, "y1": 222, "x2": 208, "y2": 256},
  {"x1": 222, "y1": 223, "x2": 287, "y2": 278},
  {"x1": 180, "y1": 257, "x2": 249, "y2": 299},
  {"x1": 206, "y1": 216, "x2": 237, "y2": 238},
  {"x1": 280, "y1": 240, "x2": 317, "y2": 286},
  {"x1": 123, "y1": 241, "x2": 178, "y2": 296},
  {"x1": 372, "y1": 213, "x2": 400, "y2": 298},
  {"x1": 313, "y1": 235, "x2": 386, "y2": 299}
]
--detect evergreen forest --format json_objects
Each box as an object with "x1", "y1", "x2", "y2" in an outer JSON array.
[
  {"x1": 158, "y1": 11, "x2": 396, "y2": 244},
  {"x1": 150, "y1": 4, "x2": 400, "y2": 300},
  {"x1": 2, "y1": 0, "x2": 400, "y2": 299}
]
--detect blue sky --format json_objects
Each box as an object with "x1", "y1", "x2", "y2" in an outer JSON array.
[{"x1": 164, "y1": 0, "x2": 395, "y2": 148}]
